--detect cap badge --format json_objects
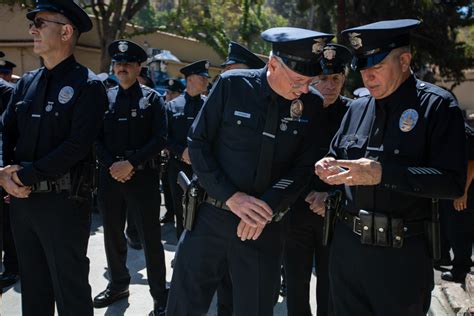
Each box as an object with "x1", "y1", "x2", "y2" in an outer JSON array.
[
  {"x1": 205, "y1": 61, "x2": 210, "y2": 69},
  {"x1": 168, "y1": 79, "x2": 174, "y2": 86},
  {"x1": 323, "y1": 46, "x2": 337, "y2": 60},
  {"x1": 58, "y1": 86, "x2": 74, "y2": 104},
  {"x1": 290, "y1": 99, "x2": 304, "y2": 119},
  {"x1": 312, "y1": 38, "x2": 326, "y2": 55},
  {"x1": 118, "y1": 41, "x2": 129, "y2": 53},
  {"x1": 399, "y1": 109, "x2": 418, "y2": 132},
  {"x1": 348, "y1": 32, "x2": 363, "y2": 50}
]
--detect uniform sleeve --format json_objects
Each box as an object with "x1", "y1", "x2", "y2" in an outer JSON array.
[
  {"x1": 188, "y1": 77, "x2": 239, "y2": 202},
  {"x1": 1, "y1": 80, "x2": 22, "y2": 166},
  {"x1": 166, "y1": 99, "x2": 186, "y2": 158},
  {"x1": 0, "y1": 82, "x2": 13, "y2": 115},
  {"x1": 128, "y1": 93, "x2": 167, "y2": 167},
  {"x1": 380, "y1": 98, "x2": 466, "y2": 199},
  {"x1": 17, "y1": 80, "x2": 107, "y2": 185},
  {"x1": 95, "y1": 126, "x2": 115, "y2": 168},
  {"x1": 258, "y1": 112, "x2": 319, "y2": 214}
]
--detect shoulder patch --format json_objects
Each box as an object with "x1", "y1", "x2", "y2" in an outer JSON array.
[{"x1": 87, "y1": 68, "x2": 101, "y2": 81}]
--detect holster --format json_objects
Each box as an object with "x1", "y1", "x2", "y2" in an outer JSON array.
[
  {"x1": 182, "y1": 177, "x2": 205, "y2": 231},
  {"x1": 69, "y1": 156, "x2": 95, "y2": 202},
  {"x1": 159, "y1": 150, "x2": 170, "y2": 173},
  {"x1": 322, "y1": 190, "x2": 342, "y2": 246},
  {"x1": 425, "y1": 199, "x2": 441, "y2": 260}
]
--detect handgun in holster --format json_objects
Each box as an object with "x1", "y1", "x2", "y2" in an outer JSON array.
[
  {"x1": 159, "y1": 150, "x2": 170, "y2": 173},
  {"x1": 425, "y1": 198, "x2": 441, "y2": 260},
  {"x1": 177, "y1": 171, "x2": 204, "y2": 231},
  {"x1": 322, "y1": 190, "x2": 342, "y2": 246},
  {"x1": 69, "y1": 155, "x2": 95, "y2": 203}
]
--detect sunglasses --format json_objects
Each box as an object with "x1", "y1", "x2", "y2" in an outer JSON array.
[{"x1": 29, "y1": 17, "x2": 68, "y2": 29}]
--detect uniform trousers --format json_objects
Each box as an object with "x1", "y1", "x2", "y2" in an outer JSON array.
[
  {"x1": 329, "y1": 222, "x2": 433, "y2": 316},
  {"x1": 167, "y1": 158, "x2": 193, "y2": 240},
  {"x1": 97, "y1": 167, "x2": 167, "y2": 304},
  {"x1": 10, "y1": 192, "x2": 92, "y2": 316},
  {"x1": 2, "y1": 198, "x2": 19, "y2": 275},
  {"x1": 161, "y1": 168, "x2": 175, "y2": 217},
  {"x1": 285, "y1": 198, "x2": 330, "y2": 316},
  {"x1": 441, "y1": 200, "x2": 474, "y2": 275},
  {"x1": 167, "y1": 203, "x2": 284, "y2": 316}
]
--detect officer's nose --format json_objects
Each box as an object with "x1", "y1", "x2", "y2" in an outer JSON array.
[
  {"x1": 300, "y1": 83, "x2": 310, "y2": 94},
  {"x1": 360, "y1": 69, "x2": 374, "y2": 82}
]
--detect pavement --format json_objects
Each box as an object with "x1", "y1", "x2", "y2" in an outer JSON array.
[{"x1": 1, "y1": 200, "x2": 472, "y2": 315}]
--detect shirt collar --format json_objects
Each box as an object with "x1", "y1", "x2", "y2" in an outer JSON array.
[
  {"x1": 118, "y1": 80, "x2": 141, "y2": 97},
  {"x1": 43, "y1": 55, "x2": 77, "y2": 80}
]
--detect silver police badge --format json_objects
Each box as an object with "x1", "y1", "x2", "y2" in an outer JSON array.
[
  {"x1": 323, "y1": 46, "x2": 336, "y2": 60},
  {"x1": 280, "y1": 121, "x2": 288, "y2": 131},
  {"x1": 290, "y1": 99, "x2": 304, "y2": 119},
  {"x1": 348, "y1": 32, "x2": 363, "y2": 50},
  {"x1": 58, "y1": 86, "x2": 74, "y2": 104},
  {"x1": 168, "y1": 79, "x2": 174, "y2": 86},
  {"x1": 399, "y1": 109, "x2": 419, "y2": 132},
  {"x1": 312, "y1": 38, "x2": 326, "y2": 55},
  {"x1": 45, "y1": 101, "x2": 54, "y2": 112},
  {"x1": 118, "y1": 41, "x2": 128, "y2": 53},
  {"x1": 131, "y1": 109, "x2": 137, "y2": 117}
]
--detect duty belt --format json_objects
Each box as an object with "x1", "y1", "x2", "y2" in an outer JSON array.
[
  {"x1": 31, "y1": 173, "x2": 72, "y2": 193},
  {"x1": 338, "y1": 209, "x2": 425, "y2": 238}
]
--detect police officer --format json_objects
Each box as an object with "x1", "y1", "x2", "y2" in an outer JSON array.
[
  {"x1": 216, "y1": 40, "x2": 266, "y2": 316},
  {"x1": 166, "y1": 60, "x2": 209, "y2": 240},
  {"x1": 440, "y1": 123, "x2": 474, "y2": 283},
  {"x1": 167, "y1": 27, "x2": 333, "y2": 316},
  {"x1": 1, "y1": 0, "x2": 107, "y2": 315},
  {"x1": 0, "y1": 56, "x2": 16, "y2": 83},
  {"x1": 285, "y1": 43, "x2": 352, "y2": 316},
  {"x1": 94, "y1": 39, "x2": 168, "y2": 315},
  {"x1": 0, "y1": 54, "x2": 18, "y2": 290},
  {"x1": 160, "y1": 78, "x2": 185, "y2": 225},
  {"x1": 315, "y1": 19, "x2": 466, "y2": 315}
]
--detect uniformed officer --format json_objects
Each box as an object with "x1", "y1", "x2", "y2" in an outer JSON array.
[
  {"x1": 0, "y1": 58, "x2": 18, "y2": 290},
  {"x1": 315, "y1": 19, "x2": 467, "y2": 315},
  {"x1": 94, "y1": 39, "x2": 168, "y2": 315},
  {"x1": 0, "y1": 52, "x2": 16, "y2": 83},
  {"x1": 285, "y1": 43, "x2": 352, "y2": 316},
  {"x1": 166, "y1": 27, "x2": 333, "y2": 316},
  {"x1": 160, "y1": 77, "x2": 185, "y2": 225},
  {"x1": 216, "y1": 41, "x2": 266, "y2": 316},
  {"x1": 166, "y1": 60, "x2": 209, "y2": 240},
  {"x1": 440, "y1": 123, "x2": 474, "y2": 283},
  {"x1": 1, "y1": 1, "x2": 107, "y2": 315}
]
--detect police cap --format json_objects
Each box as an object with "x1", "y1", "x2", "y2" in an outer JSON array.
[
  {"x1": 341, "y1": 19, "x2": 420, "y2": 70},
  {"x1": 221, "y1": 41, "x2": 266, "y2": 69},
  {"x1": 26, "y1": 0, "x2": 93, "y2": 33},
  {"x1": 0, "y1": 51, "x2": 4, "y2": 58},
  {"x1": 0, "y1": 60, "x2": 16, "y2": 74},
  {"x1": 261, "y1": 27, "x2": 334, "y2": 77},
  {"x1": 180, "y1": 60, "x2": 210, "y2": 78},
  {"x1": 318, "y1": 43, "x2": 352, "y2": 75},
  {"x1": 165, "y1": 78, "x2": 185, "y2": 93},
  {"x1": 108, "y1": 40, "x2": 147, "y2": 64}
]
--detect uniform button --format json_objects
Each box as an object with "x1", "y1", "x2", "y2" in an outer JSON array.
[
  {"x1": 55, "y1": 112, "x2": 59, "y2": 117},
  {"x1": 420, "y1": 83, "x2": 426, "y2": 87},
  {"x1": 403, "y1": 227, "x2": 408, "y2": 232},
  {"x1": 363, "y1": 226, "x2": 369, "y2": 231},
  {"x1": 237, "y1": 120, "x2": 242, "y2": 125},
  {"x1": 378, "y1": 227, "x2": 384, "y2": 233},
  {"x1": 395, "y1": 236, "x2": 401, "y2": 241},
  {"x1": 293, "y1": 130, "x2": 298, "y2": 135},
  {"x1": 394, "y1": 149, "x2": 400, "y2": 154}
]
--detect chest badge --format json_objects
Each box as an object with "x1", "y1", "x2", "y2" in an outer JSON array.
[
  {"x1": 290, "y1": 99, "x2": 304, "y2": 120},
  {"x1": 131, "y1": 109, "x2": 137, "y2": 117},
  {"x1": 58, "y1": 86, "x2": 74, "y2": 104},
  {"x1": 45, "y1": 101, "x2": 54, "y2": 112},
  {"x1": 280, "y1": 122, "x2": 288, "y2": 131},
  {"x1": 399, "y1": 109, "x2": 419, "y2": 132}
]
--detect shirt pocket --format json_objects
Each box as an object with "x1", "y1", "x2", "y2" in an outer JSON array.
[
  {"x1": 221, "y1": 110, "x2": 260, "y2": 151},
  {"x1": 338, "y1": 134, "x2": 368, "y2": 160}
]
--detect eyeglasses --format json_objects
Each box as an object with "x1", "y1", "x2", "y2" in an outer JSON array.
[
  {"x1": 29, "y1": 17, "x2": 67, "y2": 29},
  {"x1": 277, "y1": 58, "x2": 320, "y2": 89}
]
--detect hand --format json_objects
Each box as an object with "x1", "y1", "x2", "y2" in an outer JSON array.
[
  {"x1": 454, "y1": 193, "x2": 468, "y2": 211},
  {"x1": 236, "y1": 219, "x2": 265, "y2": 241},
  {"x1": 315, "y1": 157, "x2": 341, "y2": 180},
  {"x1": 109, "y1": 160, "x2": 134, "y2": 182},
  {"x1": 226, "y1": 192, "x2": 273, "y2": 227},
  {"x1": 182, "y1": 147, "x2": 191, "y2": 165},
  {"x1": 305, "y1": 191, "x2": 328, "y2": 216},
  {"x1": 116, "y1": 170, "x2": 135, "y2": 183},
  {"x1": 0, "y1": 165, "x2": 30, "y2": 198},
  {"x1": 321, "y1": 158, "x2": 382, "y2": 186}
]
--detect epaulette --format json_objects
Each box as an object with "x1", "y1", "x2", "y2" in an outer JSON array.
[
  {"x1": 87, "y1": 68, "x2": 100, "y2": 82},
  {"x1": 220, "y1": 67, "x2": 261, "y2": 80},
  {"x1": 166, "y1": 94, "x2": 186, "y2": 113},
  {"x1": 416, "y1": 80, "x2": 455, "y2": 101}
]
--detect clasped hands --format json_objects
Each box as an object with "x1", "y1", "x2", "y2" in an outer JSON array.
[
  {"x1": 109, "y1": 160, "x2": 134, "y2": 183},
  {"x1": 0, "y1": 165, "x2": 31, "y2": 198}
]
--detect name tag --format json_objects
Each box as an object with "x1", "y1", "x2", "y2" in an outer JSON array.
[
  {"x1": 234, "y1": 111, "x2": 251, "y2": 119},
  {"x1": 118, "y1": 117, "x2": 128, "y2": 121}
]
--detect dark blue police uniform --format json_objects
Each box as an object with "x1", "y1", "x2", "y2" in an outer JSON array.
[
  {"x1": 94, "y1": 40, "x2": 168, "y2": 313},
  {"x1": 1, "y1": 1, "x2": 106, "y2": 315},
  {"x1": 165, "y1": 60, "x2": 208, "y2": 240},
  {"x1": 166, "y1": 27, "x2": 333, "y2": 316},
  {"x1": 325, "y1": 20, "x2": 467, "y2": 315}
]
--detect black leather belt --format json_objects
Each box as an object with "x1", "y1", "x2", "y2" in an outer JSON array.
[
  {"x1": 31, "y1": 173, "x2": 72, "y2": 193},
  {"x1": 338, "y1": 210, "x2": 425, "y2": 238},
  {"x1": 205, "y1": 196, "x2": 231, "y2": 211}
]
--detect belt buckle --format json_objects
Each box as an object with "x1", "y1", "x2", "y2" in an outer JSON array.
[{"x1": 353, "y1": 216, "x2": 361, "y2": 236}]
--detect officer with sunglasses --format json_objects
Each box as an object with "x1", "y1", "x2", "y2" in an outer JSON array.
[
  {"x1": 167, "y1": 27, "x2": 331, "y2": 316},
  {"x1": 1, "y1": 1, "x2": 107, "y2": 315},
  {"x1": 284, "y1": 43, "x2": 352, "y2": 316}
]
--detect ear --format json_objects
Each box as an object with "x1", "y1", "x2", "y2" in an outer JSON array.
[
  {"x1": 268, "y1": 56, "x2": 278, "y2": 72},
  {"x1": 61, "y1": 24, "x2": 74, "y2": 42},
  {"x1": 399, "y1": 52, "x2": 412, "y2": 73}
]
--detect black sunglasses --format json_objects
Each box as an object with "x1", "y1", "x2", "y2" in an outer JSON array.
[{"x1": 29, "y1": 17, "x2": 68, "y2": 29}]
